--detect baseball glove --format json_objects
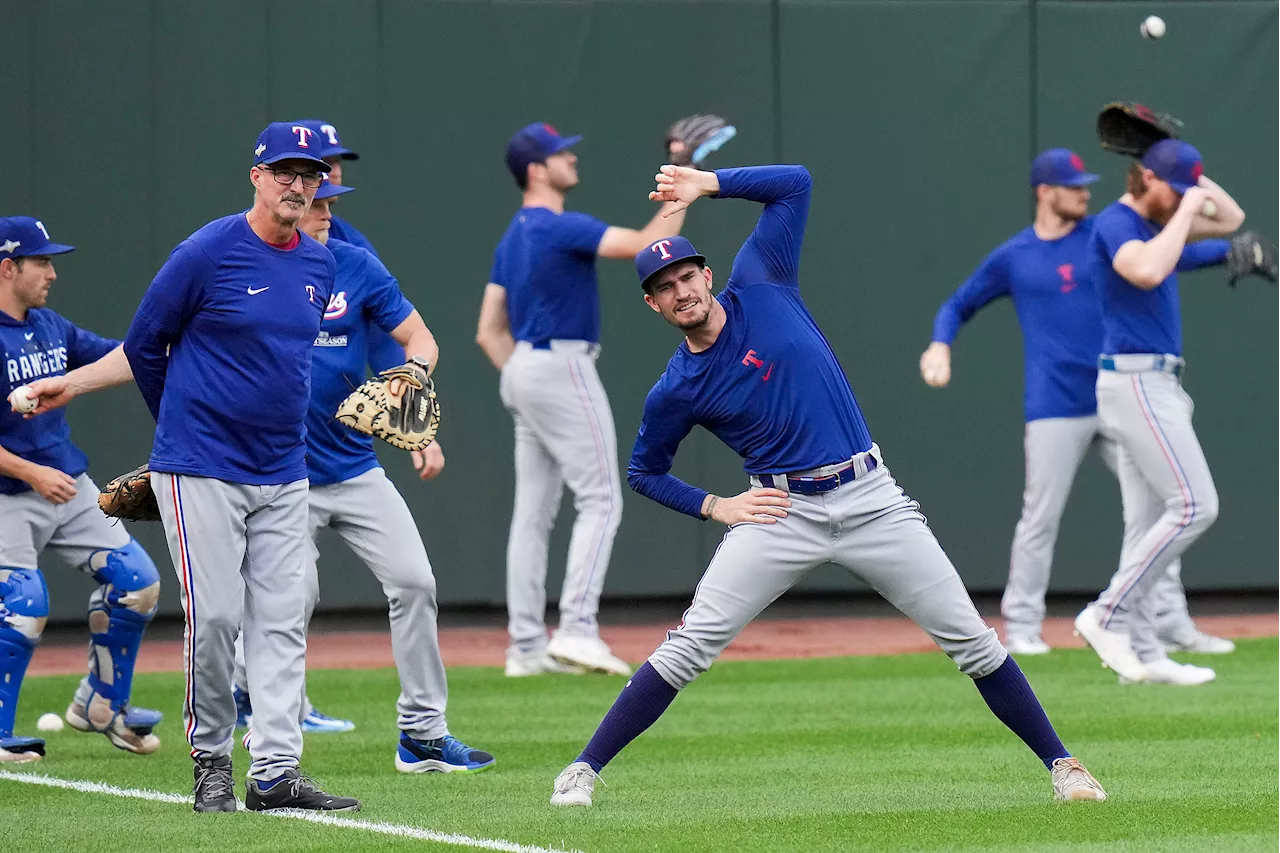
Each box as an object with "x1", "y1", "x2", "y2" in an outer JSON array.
[
  {"x1": 665, "y1": 114, "x2": 737, "y2": 167},
  {"x1": 1227, "y1": 231, "x2": 1279, "y2": 286},
  {"x1": 98, "y1": 463, "x2": 161, "y2": 522},
  {"x1": 335, "y1": 362, "x2": 440, "y2": 452},
  {"x1": 1097, "y1": 101, "x2": 1185, "y2": 157}
]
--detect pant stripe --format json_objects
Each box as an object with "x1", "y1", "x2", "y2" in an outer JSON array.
[
  {"x1": 563, "y1": 356, "x2": 616, "y2": 625},
  {"x1": 170, "y1": 475, "x2": 200, "y2": 756},
  {"x1": 1102, "y1": 375, "x2": 1194, "y2": 624}
]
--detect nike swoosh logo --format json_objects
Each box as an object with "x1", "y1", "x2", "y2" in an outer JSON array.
[
  {"x1": 762, "y1": 364, "x2": 774, "y2": 382},
  {"x1": 24, "y1": 332, "x2": 34, "y2": 340},
  {"x1": 247, "y1": 286, "x2": 270, "y2": 295}
]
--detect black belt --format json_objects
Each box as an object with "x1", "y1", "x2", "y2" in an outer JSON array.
[{"x1": 758, "y1": 456, "x2": 878, "y2": 495}]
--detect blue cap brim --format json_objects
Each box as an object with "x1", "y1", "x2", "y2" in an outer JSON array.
[
  {"x1": 314, "y1": 183, "x2": 356, "y2": 200},
  {"x1": 1168, "y1": 180, "x2": 1194, "y2": 194},
  {"x1": 24, "y1": 243, "x2": 76, "y2": 257},
  {"x1": 641, "y1": 253, "x2": 706, "y2": 289},
  {"x1": 548, "y1": 134, "x2": 583, "y2": 155},
  {"x1": 1059, "y1": 173, "x2": 1100, "y2": 187},
  {"x1": 258, "y1": 152, "x2": 332, "y2": 171}
]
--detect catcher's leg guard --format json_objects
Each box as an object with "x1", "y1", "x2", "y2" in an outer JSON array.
[{"x1": 0, "y1": 568, "x2": 48, "y2": 759}]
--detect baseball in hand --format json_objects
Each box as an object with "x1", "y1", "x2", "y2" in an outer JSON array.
[
  {"x1": 1202, "y1": 199, "x2": 1218, "y2": 218},
  {"x1": 1140, "y1": 15, "x2": 1166, "y2": 40},
  {"x1": 9, "y1": 385, "x2": 38, "y2": 414},
  {"x1": 37, "y1": 712, "x2": 64, "y2": 732}
]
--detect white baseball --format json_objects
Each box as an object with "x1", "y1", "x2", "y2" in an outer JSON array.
[
  {"x1": 1140, "y1": 15, "x2": 1166, "y2": 40},
  {"x1": 37, "y1": 712, "x2": 64, "y2": 732},
  {"x1": 1202, "y1": 199, "x2": 1218, "y2": 218},
  {"x1": 9, "y1": 385, "x2": 37, "y2": 414}
]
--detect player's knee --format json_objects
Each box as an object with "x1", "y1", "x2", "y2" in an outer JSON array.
[
  {"x1": 0, "y1": 568, "x2": 50, "y2": 643},
  {"x1": 1169, "y1": 486, "x2": 1219, "y2": 535},
  {"x1": 944, "y1": 626, "x2": 1007, "y2": 679},
  {"x1": 88, "y1": 539, "x2": 161, "y2": 617},
  {"x1": 647, "y1": 633, "x2": 721, "y2": 689}
]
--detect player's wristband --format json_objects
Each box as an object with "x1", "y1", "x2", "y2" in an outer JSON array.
[{"x1": 703, "y1": 495, "x2": 719, "y2": 521}]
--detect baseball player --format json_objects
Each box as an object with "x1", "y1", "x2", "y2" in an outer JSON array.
[
  {"x1": 1073, "y1": 139, "x2": 1248, "y2": 686},
  {"x1": 476, "y1": 122, "x2": 696, "y2": 678},
  {"x1": 23, "y1": 123, "x2": 361, "y2": 811},
  {"x1": 0, "y1": 216, "x2": 162, "y2": 763},
  {"x1": 550, "y1": 163, "x2": 1106, "y2": 807},
  {"x1": 237, "y1": 176, "x2": 494, "y2": 773},
  {"x1": 919, "y1": 149, "x2": 1234, "y2": 658}
]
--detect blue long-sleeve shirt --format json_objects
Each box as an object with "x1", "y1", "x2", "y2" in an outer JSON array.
[
  {"x1": 627, "y1": 165, "x2": 874, "y2": 519},
  {"x1": 123, "y1": 214, "x2": 335, "y2": 484},
  {"x1": 327, "y1": 215, "x2": 405, "y2": 372}
]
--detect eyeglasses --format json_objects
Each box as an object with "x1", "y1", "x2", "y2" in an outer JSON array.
[{"x1": 261, "y1": 166, "x2": 324, "y2": 189}]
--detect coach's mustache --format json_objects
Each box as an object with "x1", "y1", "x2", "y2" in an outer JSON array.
[{"x1": 282, "y1": 192, "x2": 307, "y2": 205}]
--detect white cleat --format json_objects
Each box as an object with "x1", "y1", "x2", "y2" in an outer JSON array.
[
  {"x1": 1073, "y1": 606, "x2": 1147, "y2": 683},
  {"x1": 1140, "y1": 658, "x2": 1216, "y2": 686},
  {"x1": 547, "y1": 634, "x2": 632, "y2": 677},
  {"x1": 1005, "y1": 636, "x2": 1052, "y2": 656},
  {"x1": 550, "y1": 761, "x2": 599, "y2": 807},
  {"x1": 504, "y1": 647, "x2": 584, "y2": 677},
  {"x1": 1162, "y1": 632, "x2": 1236, "y2": 655},
  {"x1": 1050, "y1": 757, "x2": 1107, "y2": 802}
]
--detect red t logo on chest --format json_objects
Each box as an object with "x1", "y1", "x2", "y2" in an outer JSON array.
[{"x1": 1057, "y1": 263, "x2": 1076, "y2": 293}]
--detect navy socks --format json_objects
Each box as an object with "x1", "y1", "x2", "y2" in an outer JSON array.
[
  {"x1": 577, "y1": 662, "x2": 680, "y2": 773},
  {"x1": 974, "y1": 656, "x2": 1071, "y2": 769}
]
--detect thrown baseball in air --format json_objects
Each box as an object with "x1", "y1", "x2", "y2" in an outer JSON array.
[
  {"x1": 37, "y1": 712, "x2": 64, "y2": 732},
  {"x1": 1140, "y1": 15, "x2": 1166, "y2": 40},
  {"x1": 9, "y1": 385, "x2": 37, "y2": 414},
  {"x1": 1202, "y1": 199, "x2": 1218, "y2": 218}
]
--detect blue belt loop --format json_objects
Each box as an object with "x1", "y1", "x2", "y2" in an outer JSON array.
[{"x1": 530, "y1": 340, "x2": 551, "y2": 351}]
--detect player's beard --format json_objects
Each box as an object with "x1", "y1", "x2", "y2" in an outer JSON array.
[{"x1": 669, "y1": 295, "x2": 713, "y2": 330}]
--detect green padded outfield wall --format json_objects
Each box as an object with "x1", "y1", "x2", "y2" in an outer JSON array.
[{"x1": 2, "y1": 0, "x2": 1274, "y2": 621}]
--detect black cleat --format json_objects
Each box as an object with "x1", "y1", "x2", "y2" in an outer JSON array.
[
  {"x1": 244, "y1": 769, "x2": 361, "y2": 812},
  {"x1": 193, "y1": 755, "x2": 238, "y2": 812}
]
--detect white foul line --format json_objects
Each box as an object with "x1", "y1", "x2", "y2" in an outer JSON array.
[{"x1": 0, "y1": 770, "x2": 586, "y2": 853}]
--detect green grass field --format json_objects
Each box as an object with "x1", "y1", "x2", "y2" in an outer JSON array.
[{"x1": 6, "y1": 639, "x2": 1277, "y2": 853}]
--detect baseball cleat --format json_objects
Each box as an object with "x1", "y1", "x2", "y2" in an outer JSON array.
[
  {"x1": 1162, "y1": 631, "x2": 1235, "y2": 655},
  {"x1": 547, "y1": 633, "x2": 632, "y2": 677},
  {"x1": 395, "y1": 733, "x2": 495, "y2": 774},
  {"x1": 1073, "y1": 606, "x2": 1147, "y2": 683},
  {"x1": 244, "y1": 769, "x2": 360, "y2": 812},
  {"x1": 505, "y1": 646, "x2": 585, "y2": 677},
  {"x1": 233, "y1": 686, "x2": 252, "y2": 729},
  {"x1": 1004, "y1": 635, "x2": 1052, "y2": 656},
  {"x1": 0, "y1": 735, "x2": 46, "y2": 764},
  {"x1": 301, "y1": 708, "x2": 356, "y2": 734},
  {"x1": 550, "y1": 761, "x2": 600, "y2": 807},
  {"x1": 1050, "y1": 757, "x2": 1107, "y2": 801},
  {"x1": 65, "y1": 698, "x2": 161, "y2": 754},
  {"x1": 1136, "y1": 658, "x2": 1216, "y2": 686},
  {"x1": 193, "y1": 755, "x2": 238, "y2": 812}
]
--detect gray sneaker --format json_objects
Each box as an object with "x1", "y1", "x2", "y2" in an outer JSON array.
[
  {"x1": 550, "y1": 761, "x2": 599, "y2": 807},
  {"x1": 1051, "y1": 757, "x2": 1107, "y2": 801}
]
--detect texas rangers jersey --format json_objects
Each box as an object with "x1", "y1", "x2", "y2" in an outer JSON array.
[
  {"x1": 0, "y1": 308, "x2": 118, "y2": 494},
  {"x1": 1090, "y1": 202, "x2": 1182, "y2": 356},
  {"x1": 329, "y1": 215, "x2": 378, "y2": 259},
  {"x1": 489, "y1": 208, "x2": 609, "y2": 344},
  {"x1": 306, "y1": 239, "x2": 414, "y2": 486},
  {"x1": 629, "y1": 165, "x2": 873, "y2": 519},
  {"x1": 123, "y1": 213, "x2": 335, "y2": 484}
]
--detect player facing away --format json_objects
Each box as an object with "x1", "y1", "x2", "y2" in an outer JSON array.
[
  {"x1": 0, "y1": 217, "x2": 162, "y2": 763},
  {"x1": 549, "y1": 164, "x2": 1106, "y2": 807},
  {"x1": 21, "y1": 123, "x2": 361, "y2": 812},
  {"x1": 476, "y1": 122, "x2": 694, "y2": 678},
  {"x1": 244, "y1": 176, "x2": 493, "y2": 773},
  {"x1": 1072, "y1": 140, "x2": 1247, "y2": 687},
  {"x1": 918, "y1": 149, "x2": 1234, "y2": 661}
]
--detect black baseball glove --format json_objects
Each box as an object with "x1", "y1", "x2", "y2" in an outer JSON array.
[
  {"x1": 1227, "y1": 231, "x2": 1278, "y2": 286},
  {"x1": 1097, "y1": 101, "x2": 1184, "y2": 157},
  {"x1": 665, "y1": 114, "x2": 737, "y2": 167}
]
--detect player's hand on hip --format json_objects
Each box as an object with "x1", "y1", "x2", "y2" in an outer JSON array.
[
  {"x1": 411, "y1": 440, "x2": 445, "y2": 481},
  {"x1": 919, "y1": 342, "x2": 952, "y2": 388},
  {"x1": 27, "y1": 464, "x2": 78, "y2": 504},
  {"x1": 649, "y1": 165, "x2": 719, "y2": 216},
  {"x1": 710, "y1": 488, "x2": 791, "y2": 525},
  {"x1": 18, "y1": 376, "x2": 76, "y2": 417}
]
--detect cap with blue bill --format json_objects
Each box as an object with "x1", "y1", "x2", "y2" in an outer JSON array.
[
  {"x1": 1029, "y1": 149, "x2": 1100, "y2": 187},
  {"x1": 252, "y1": 122, "x2": 332, "y2": 171},
  {"x1": 1141, "y1": 138, "x2": 1203, "y2": 194},
  {"x1": 506, "y1": 122, "x2": 583, "y2": 181},
  {"x1": 314, "y1": 173, "x2": 356, "y2": 201},
  {"x1": 0, "y1": 217, "x2": 75, "y2": 260},
  {"x1": 298, "y1": 119, "x2": 360, "y2": 161},
  {"x1": 635, "y1": 236, "x2": 705, "y2": 289}
]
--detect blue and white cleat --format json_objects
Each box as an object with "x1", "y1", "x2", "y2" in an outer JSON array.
[
  {"x1": 301, "y1": 708, "x2": 356, "y2": 734},
  {"x1": 395, "y1": 733, "x2": 495, "y2": 774},
  {"x1": 0, "y1": 735, "x2": 45, "y2": 764},
  {"x1": 233, "y1": 686, "x2": 253, "y2": 729}
]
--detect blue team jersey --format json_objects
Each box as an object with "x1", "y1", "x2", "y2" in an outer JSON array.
[
  {"x1": 329, "y1": 215, "x2": 379, "y2": 259},
  {"x1": 0, "y1": 309, "x2": 118, "y2": 495},
  {"x1": 306, "y1": 239, "x2": 414, "y2": 486},
  {"x1": 1091, "y1": 202, "x2": 1182, "y2": 356},
  {"x1": 123, "y1": 213, "x2": 335, "y2": 485},
  {"x1": 931, "y1": 220, "x2": 1102, "y2": 421},
  {"x1": 489, "y1": 207, "x2": 609, "y2": 344},
  {"x1": 628, "y1": 166, "x2": 874, "y2": 519},
  {"x1": 324, "y1": 216, "x2": 402, "y2": 371}
]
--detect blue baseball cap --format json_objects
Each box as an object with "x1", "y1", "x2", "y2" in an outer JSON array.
[
  {"x1": 505, "y1": 122, "x2": 583, "y2": 182},
  {"x1": 252, "y1": 122, "x2": 332, "y2": 171},
  {"x1": 299, "y1": 119, "x2": 360, "y2": 161},
  {"x1": 635, "y1": 236, "x2": 705, "y2": 289},
  {"x1": 1029, "y1": 149, "x2": 1100, "y2": 188},
  {"x1": 1142, "y1": 139, "x2": 1203, "y2": 194},
  {"x1": 314, "y1": 173, "x2": 356, "y2": 201},
  {"x1": 0, "y1": 217, "x2": 75, "y2": 260}
]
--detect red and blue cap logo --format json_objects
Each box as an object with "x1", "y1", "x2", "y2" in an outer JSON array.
[
  {"x1": 1029, "y1": 148, "x2": 1100, "y2": 188},
  {"x1": 253, "y1": 122, "x2": 332, "y2": 172},
  {"x1": 635, "y1": 236, "x2": 706, "y2": 289},
  {"x1": 0, "y1": 216, "x2": 75, "y2": 259},
  {"x1": 1141, "y1": 139, "x2": 1204, "y2": 194},
  {"x1": 505, "y1": 121, "x2": 584, "y2": 181}
]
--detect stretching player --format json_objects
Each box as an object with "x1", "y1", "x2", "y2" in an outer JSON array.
[
  {"x1": 23, "y1": 124, "x2": 360, "y2": 811},
  {"x1": 919, "y1": 149, "x2": 1234, "y2": 658},
  {"x1": 240, "y1": 176, "x2": 494, "y2": 773},
  {"x1": 1073, "y1": 139, "x2": 1246, "y2": 686},
  {"x1": 477, "y1": 122, "x2": 694, "y2": 677},
  {"x1": 549, "y1": 164, "x2": 1106, "y2": 806},
  {"x1": 0, "y1": 217, "x2": 162, "y2": 762}
]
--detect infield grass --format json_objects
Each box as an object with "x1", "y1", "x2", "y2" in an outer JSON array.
[{"x1": 5, "y1": 639, "x2": 1277, "y2": 853}]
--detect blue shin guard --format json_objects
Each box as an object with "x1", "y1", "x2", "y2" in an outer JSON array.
[
  {"x1": 0, "y1": 568, "x2": 49, "y2": 740},
  {"x1": 83, "y1": 540, "x2": 160, "y2": 718}
]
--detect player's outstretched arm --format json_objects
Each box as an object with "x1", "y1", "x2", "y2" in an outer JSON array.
[
  {"x1": 389, "y1": 310, "x2": 439, "y2": 376},
  {"x1": 920, "y1": 342, "x2": 952, "y2": 388},
  {"x1": 596, "y1": 196, "x2": 694, "y2": 259},
  {"x1": 475, "y1": 284, "x2": 515, "y2": 371},
  {"x1": 19, "y1": 344, "x2": 133, "y2": 416}
]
